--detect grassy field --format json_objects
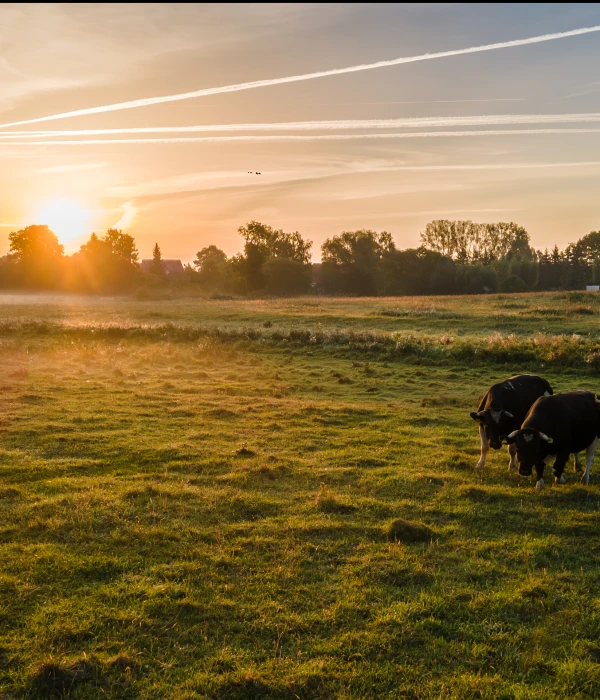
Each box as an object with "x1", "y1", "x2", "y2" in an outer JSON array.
[{"x1": 1, "y1": 290, "x2": 600, "y2": 699}]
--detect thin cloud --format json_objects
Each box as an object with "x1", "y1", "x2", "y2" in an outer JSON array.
[
  {"x1": 113, "y1": 202, "x2": 137, "y2": 230},
  {"x1": 560, "y1": 81, "x2": 600, "y2": 99},
  {"x1": 4, "y1": 113, "x2": 600, "y2": 138},
  {"x1": 109, "y1": 159, "x2": 600, "y2": 204},
  {"x1": 0, "y1": 25, "x2": 599, "y2": 129},
  {"x1": 290, "y1": 208, "x2": 522, "y2": 222},
  {"x1": 317, "y1": 98, "x2": 527, "y2": 105},
  {"x1": 36, "y1": 162, "x2": 107, "y2": 173},
  {"x1": 388, "y1": 161, "x2": 600, "y2": 171},
  {"x1": 4, "y1": 128, "x2": 600, "y2": 145}
]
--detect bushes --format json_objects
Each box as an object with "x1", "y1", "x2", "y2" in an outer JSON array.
[
  {"x1": 262, "y1": 258, "x2": 311, "y2": 296},
  {"x1": 500, "y1": 274, "x2": 527, "y2": 293},
  {"x1": 455, "y1": 265, "x2": 498, "y2": 294}
]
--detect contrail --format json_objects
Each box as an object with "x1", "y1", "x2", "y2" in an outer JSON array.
[
  {"x1": 388, "y1": 160, "x2": 600, "y2": 171},
  {"x1": 3, "y1": 113, "x2": 600, "y2": 138},
  {"x1": 2, "y1": 128, "x2": 600, "y2": 145},
  {"x1": 0, "y1": 25, "x2": 599, "y2": 129}
]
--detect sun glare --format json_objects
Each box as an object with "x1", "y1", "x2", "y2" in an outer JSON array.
[{"x1": 35, "y1": 198, "x2": 91, "y2": 245}]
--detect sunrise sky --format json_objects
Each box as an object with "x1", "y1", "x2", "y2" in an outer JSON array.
[{"x1": 2, "y1": 3, "x2": 600, "y2": 262}]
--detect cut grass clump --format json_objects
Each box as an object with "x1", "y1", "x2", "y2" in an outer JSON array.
[
  {"x1": 29, "y1": 657, "x2": 105, "y2": 698},
  {"x1": 315, "y1": 485, "x2": 357, "y2": 514},
  {"x1": 384, "y1": 518, "x2": 433, "y2": 543},
  {"x1": 378, "y1": 307, "x2": 463, "y2": 319},
  {"x1": 235, "y1": 445, "x2": 256, "y2": 457},
  {"x1": 520, "y1": 307, "x2": 562, "y2": 316},
  {"x1": 567, "y1": 305, "x2": 596, "y2": 315},
  {"x1": 0, "y1": 487, "x2": 22, "y2": 499}
]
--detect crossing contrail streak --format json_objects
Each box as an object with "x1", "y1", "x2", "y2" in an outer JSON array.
[
  {"x1": 0, "y1": 25, "x2": 599, "y2": 129},
  {"x1": 2, "y1": 128, "x2": 600, "y2": 145},
  {"x1": 2, "y1": 113, "x2": 600, "y2": 138}
]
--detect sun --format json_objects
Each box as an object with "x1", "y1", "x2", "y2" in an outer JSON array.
[{"x1": 35, "y1": 198, "x2": 91, "y2": 244}]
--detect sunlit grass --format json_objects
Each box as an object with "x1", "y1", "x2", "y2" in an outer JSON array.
[{"x1": 1, "y1": 291, "x2": 600, "y2": 698}]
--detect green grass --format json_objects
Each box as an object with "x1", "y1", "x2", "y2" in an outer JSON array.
[{"x1": 1, "y1": 291, "x2": 600, "y2": 698}]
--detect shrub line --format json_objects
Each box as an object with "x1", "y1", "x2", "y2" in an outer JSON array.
[{"x1": 2, "y1": 320, "x2": 600, "y2": 369}]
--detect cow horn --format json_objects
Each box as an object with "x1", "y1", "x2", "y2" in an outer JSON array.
[
  {"x1": 503, "y1": 411, "x2": 514, "y2": 419},
  {"x1": 507, "y1": 430, "x2": 519, "y2": 439},
  {"x1": 539, "y1": 432, "x2": 551, "y2": 442}
]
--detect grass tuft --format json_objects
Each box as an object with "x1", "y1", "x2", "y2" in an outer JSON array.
[
  {"x1": 383, "y1": 518, "x2": 433, "y2": 543},
  {"x1": 235, "y1": 445, "x2": 256, "y2": 457}
]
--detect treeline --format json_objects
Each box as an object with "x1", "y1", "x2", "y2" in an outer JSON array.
[{"x1": 1, "y1": 218, "x2": 600, "y2": 296}]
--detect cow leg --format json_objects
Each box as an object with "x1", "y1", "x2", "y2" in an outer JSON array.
[
  {"x1": 582, "y1": 437, "x2": 599, "y2": 486},
  {"x1": 508, "y1": 443, "x2": 518, "y2": 472},
  {"x1": 553, "y1": 451, "x2": 570, "y2": 485},
  {"x1": 475, "y1": 424, "x2": 488, "y2": 475},
  {"x1": 535, "y1": 461, "x2": 546, "y2": 493},
  {"x1": 574, "y1": 452, "x2": 583, "y2": 473}
]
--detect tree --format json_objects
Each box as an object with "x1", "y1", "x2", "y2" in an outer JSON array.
[
  {"x1": 74, "y1": 229, "x2": 140, "y2": 293},
  {"x1": 238, "y1": 221, "x2": 312, "y2": 264},
  {"x1": 420, "y1": 220, "x2": 533, "y2": 263},
  {"x1": 263, "y1": 258, "x2": 311, "y2": 295},
  {"x1": 321, "y1": 230, "x2": 394, "y2": 295},
  {"x1": 149, "y1": 243, "x2": 164, "y2": 276},
  {"x1": 103, "y1": 228, "x2": 139, "y2": 265},
  {"x1": 500, "y1": 274, "x2": 527, "y2": 293},
  {"x1": 567, "y1": 231, "x2": 600, "y2": 266},
  {"x1": 420, "y1": 220, "x2": 480, "y2": 261},
  {"x1": 236, "y1": 221, "x2": 312, "y2": 293},
  {"x1": 7, "y1": 224, "x2": 65, "y2": 288},
  {"x1": 510, "y1": 258, "x2": 538, "y2": 290},
  {"x1": 456, "y1": 264, "x2": 498, "y2": 294},
  {"x1": 374, "y1": 247, "x2": 451, "y2": 296},
  {"x1": 429, "y1": 257, "x2": 457, "y2": 295},
  {"x1": 193, "y1": 245, "x2": 229, "y2": 290}
]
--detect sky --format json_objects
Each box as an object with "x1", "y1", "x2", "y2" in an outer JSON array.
[{"x1": 1, "y1": 3, "x2": 600, "y2": 263}]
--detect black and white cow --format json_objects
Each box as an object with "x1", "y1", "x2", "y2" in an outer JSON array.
[
  {"x1": 470, "y1": 374, "x2": 553, "y2": 475},
  {"x1": 506, "y1": 390, "x2": 600, "y2": 492}
]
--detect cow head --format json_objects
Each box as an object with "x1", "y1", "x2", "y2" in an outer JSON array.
[
  {"x1": 470, "y1": 408, "x2": 515, "y2": 450},
  {"x1": 505, "y1": 428, "x2": 552, "y2": 475}
]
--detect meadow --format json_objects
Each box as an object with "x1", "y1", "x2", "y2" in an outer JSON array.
[{"x1": 1, "y1": 290, "x2": 600, "y2": 699}]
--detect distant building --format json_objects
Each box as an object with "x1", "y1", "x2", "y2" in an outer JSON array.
[
  {"x1": 586, "y1": 286, "x2": 600, "y2": 291},
  {"x1": 140, "y1": 259, "x2": 185, "y2": 275}
]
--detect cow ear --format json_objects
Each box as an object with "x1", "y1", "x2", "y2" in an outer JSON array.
[{"x1": 470, "y1": 411, "x2": 484, "y2": 421}]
